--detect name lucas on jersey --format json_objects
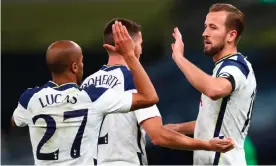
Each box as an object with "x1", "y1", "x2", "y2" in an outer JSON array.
[
  {"x1": 39, "y1": 94, "x2": 77, "y2": 108},
  {"x1": 81, "y1": 74, "x2": 121, "y2": 88}
]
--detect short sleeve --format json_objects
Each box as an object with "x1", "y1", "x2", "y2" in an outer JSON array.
[
  {"x1": 135, "y1": 104, "x2": 162, "y2": 124},
  {"x1": 13, "y1": 88, "x2": 39, "y2": 127},
  {"x1": 125, "y1": 89, "x2": 161, "y2": 124},
  {"x1": 83, "y1": 86, "x2": 132, "y2": 115},
  {"x1": 216, "y1": 59, "x2": 249, "y2": 92},
  {"x1": 13, "y1": 103, "x2": 31, "y2": 127}
]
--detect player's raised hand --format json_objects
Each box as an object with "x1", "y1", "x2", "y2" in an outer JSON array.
[
  {"x1": 103, "y1": 21, "x2": 135, "y2": 57},
  {"x1": 208, "y1": 137, "x2": 235, "y2": 153},
  {"x1": 171, "y1": 27, "x2": 184, "y2": 58}
]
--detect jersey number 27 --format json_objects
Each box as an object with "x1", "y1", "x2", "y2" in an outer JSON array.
[{"x1": 32, "y1": 109, "x2": 88, "y2": 160}]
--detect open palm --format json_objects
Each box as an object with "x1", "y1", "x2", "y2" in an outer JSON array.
[
  {"x1": 103, "y1": 21, "x2": 135, "y2": 56},
  {"x1": 171, "y1": 27, "x2": 184, "y2": 58}
]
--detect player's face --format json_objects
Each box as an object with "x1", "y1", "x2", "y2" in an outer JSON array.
[
  {"x1": 202, "y1": 11, "x2": 228, "y2": 57},
  {"x1": 134, "y1": 32, "x2": 143, "y2": 59}
]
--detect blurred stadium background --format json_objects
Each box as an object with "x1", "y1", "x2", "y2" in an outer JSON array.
[{"x1": 1, "y1": 0, "x2": 276, "y2": 165}]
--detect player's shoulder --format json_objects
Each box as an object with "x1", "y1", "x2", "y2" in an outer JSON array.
[
  {"x1": 117, "y1": 66, "x2": 136, "y2": 91},
  {"x1": 103, "y1": 65, "x2": 136, "y2": 91},
  {"x1": 18, "y1": 84, "x2": 47, "y2": 109},
  {"x1": 101, "y1": 64, "x2": 128, "y2": 72},
  {"x1": 88, "y1": 65, "x2": 135, "y2": 91},
  {"x1": 101, "y1": 64, "x2": 132, "y2": 76},
  {"x1": 81, "y1": 84, "x2": 108, "y2": 102},
  {"x1": 216, "y1": 53, "x2": 248, "y2": 66},
  {"x1": 18, "y1": 81, "x2": 77, "y2": 109},
  {"x1": 216, "y1": 53, "x2": 250, "y2": 78}
]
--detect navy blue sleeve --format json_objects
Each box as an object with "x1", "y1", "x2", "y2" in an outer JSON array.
[
  {"x1": 120, "y1": 67, "x2": 136, "y2": 91},
  {"x1": 83, "y1": 85, "x2": 108, "y2": 102},
  {"x1": 216, "y1": 58, "x2": 249, "y2": 78},
  {"x1": 216, "y1": 57, "x2": 250, "y2": 92},
  {"x1": 19, "y1": 87, "x2": 41, "y2": 109}
]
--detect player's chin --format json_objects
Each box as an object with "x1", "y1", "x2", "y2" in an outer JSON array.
[
  {"x1": 203, "y1": 48, "x2": 214, "y2": 57},
  {"x1": 203, "y1": 47, "x2": 210, "y2": 54}
]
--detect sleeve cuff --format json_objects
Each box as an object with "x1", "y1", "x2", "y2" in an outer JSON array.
[
  {"x1": 135, "y1": 105, "x2": 161, "y2": 124},
  {"x1": 120, "y1": 92, "x2": 133, "y2": 113},
  {"x1": 217, "y1": 72, "x2": 236, "y2": 93}
]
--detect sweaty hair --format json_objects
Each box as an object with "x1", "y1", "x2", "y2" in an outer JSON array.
[
  {"x1": 103, "y1": 18, "x2": 142, "y2": 45},
  {"x1": 209, "y1": 3, "x2": 244, "y2": 43}
]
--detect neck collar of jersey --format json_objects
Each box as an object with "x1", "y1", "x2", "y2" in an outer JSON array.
[
  {"x1": 215, "y1": 52, "x2": 243, "y2": 66},
  {"x1": 46, "y1": 81, "x2": 79, "y2": 91},
  {"x1": 100, "y1": 64, "x2": 128, "y2": 71}
]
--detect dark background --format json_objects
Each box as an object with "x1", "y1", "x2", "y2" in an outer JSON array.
[{"x1": 2, "y1": 0, "x2": 276, "y2": 164}]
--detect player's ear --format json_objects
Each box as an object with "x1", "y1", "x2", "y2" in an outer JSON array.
[
  {"x1": 71, "y1": 62, "x2": 78, "y2": 74},
  {"x1": 227, "y1": 30, "x2": 237, "y2": 43}
]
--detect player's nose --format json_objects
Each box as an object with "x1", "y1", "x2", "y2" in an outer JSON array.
[{"x1": 202, "y1": 29, "x2": 209, "y2": 37}]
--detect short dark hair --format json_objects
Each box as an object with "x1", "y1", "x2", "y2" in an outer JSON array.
[
  {"x1": 209, "y1": 3, "x2": 245, "y2": 43},
  {"x1": 103, "y1": 18, "x2": 142, "y2": 45}
]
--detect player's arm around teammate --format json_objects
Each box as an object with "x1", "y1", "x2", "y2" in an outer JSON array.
[
  {"x1": 141, "y1": 116, "x2": 233, "y2": 152},
  {"x1": 164, "y1": 121, "x2": 196, "y2": 135}
]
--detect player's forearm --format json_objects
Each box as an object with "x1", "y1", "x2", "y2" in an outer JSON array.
[
  {"x1": 165, "y1": 121, "x2": 195, "y2": 135},
  {"x1": 152, "y1": 127, "x2": 210, "y2": 151},
  {"x1": 177, "y1": 121, "x2": 195, "y2": 135},
  {"x1": 172, "y1": 55, "x2": 218, "y2": 99},
  {"x1": 124, "y1": 52, "x2": 159, "y2": 104}
]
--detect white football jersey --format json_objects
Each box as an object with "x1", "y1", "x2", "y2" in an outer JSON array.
[
  {"x1": 81, "y1": 65, "x2": 161, "y2": 166},
  {"x1": 194, "y1": 53, "x2": 257, "y2": 165},
  {"x1": 13, "y1": 81, "x2": 133, "y2": 166}
]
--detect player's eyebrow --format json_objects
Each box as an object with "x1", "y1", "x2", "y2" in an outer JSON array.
[{"x1": 206, "y1": 23, "x2": 217, "y2": 28}]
